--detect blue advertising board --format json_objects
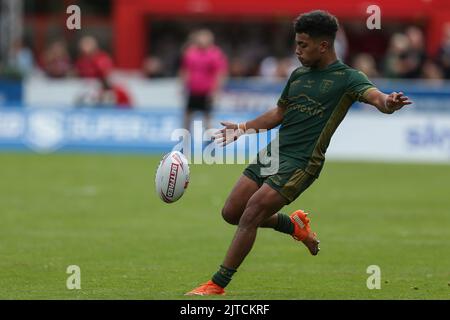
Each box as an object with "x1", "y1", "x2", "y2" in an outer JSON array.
[
  {"x1": 0, "y1": 107, "x2": 261, "y2": 154},
  {"x1": 0, "y1": 79, "x2": 23, "y2": 106}
]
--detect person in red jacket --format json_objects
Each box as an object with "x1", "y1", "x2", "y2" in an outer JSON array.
[{"x1": 75, "y1": 36, "x2": 113, "y2": 79}]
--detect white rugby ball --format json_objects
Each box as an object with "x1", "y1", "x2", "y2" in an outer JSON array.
[{"x1": 155, "y1": 151, "x2": 190, "y2": 203}]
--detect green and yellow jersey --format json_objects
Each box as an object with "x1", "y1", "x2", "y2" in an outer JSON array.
[{"x1": 273, "y1": 60, "x2": 376, "y2": 177}]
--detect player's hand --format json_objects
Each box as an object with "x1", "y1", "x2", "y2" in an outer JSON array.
[
  {"x1": 385, "y1": 92, "x2": 412, "y2": 113},
  {"x1": 214, "y1": 121, "x2": 245, "y2": 147}
]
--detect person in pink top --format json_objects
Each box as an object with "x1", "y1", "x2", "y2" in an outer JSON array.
[{"x1": 180, "y1": 29, "x2": 228, "y2": 131}]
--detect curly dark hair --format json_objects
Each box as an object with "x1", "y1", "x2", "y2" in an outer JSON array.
[{"x1": 294, "y1": 10, "x2": 339, "y2": 41}]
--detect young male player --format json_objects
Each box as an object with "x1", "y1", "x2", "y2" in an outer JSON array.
[{"x1": 186, "y1": 10, "x2": 412, "y2": 296}]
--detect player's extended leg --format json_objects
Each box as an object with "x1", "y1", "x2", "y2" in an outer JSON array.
[
  {"x1": 186, "y1": 183, "x2": 286, "y2": 296},
  {"x1": 221, "y1": 175, "x2": 314, "y2": 236},
  {"x1": 220, "y1": 183, "x2": 319, "y2": 270},
  {"x1": 221, "y1": 175, "x2": 260, "y2": 225},
  {"x1": 185, "y1": 175, "x2": 319, "y2": 295},
  {"x1": 221, "y1": 175, "x2": 287, "y2": 228},
  {"x1": 222, "y1": 174, "x2": 319, "y2": 254},
  {"x1": 221, "y1": 183, "x2": 288, "y2": 270}
]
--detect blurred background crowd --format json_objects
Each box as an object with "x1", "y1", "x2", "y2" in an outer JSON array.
[
  {"x1": 6, "y1": 18, "x2": 450, "y2": 82},
  {"x1": 1, "y1": 0, "x2": 450, "y2": 82}
]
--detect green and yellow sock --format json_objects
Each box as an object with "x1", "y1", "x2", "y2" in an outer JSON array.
[
  {"x1": 211, "y1": 265, "x2": 237, "y2": 288},
  {"x1": 274, "y1": 212, "x2": 294, "y2": 235}
]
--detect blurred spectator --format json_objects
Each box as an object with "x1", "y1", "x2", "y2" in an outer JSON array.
[
  {"x1": 437, "y1": 23, "x2": 450, "y2": 79},
  {"x1": 9, "y1": 40, "x2": 34, "y2": 76},
  {"x1": 41, "y1": 40, "x2": 71, "y2": 78},
  {"x1": 142, "y1": 56, "x2": 165, "y2": 78},
  {"x1": 421, "y1": 59, "x2": 444, "y2": 81},
  {"x1": 259, "y1": 56, "x2": 278, "y2": 78},
  {"x1": 352, "y1": 53, "x2": 380, "y2": 78},
  {"x1": 405, "y1": 26, "x2": 427, "y2": 77},
  {"x1": 179, "y1": 29, "x2": 228, "y2": 130},
  {"x1": 384, "y1": 28, "x2": 426, "y2": 78},
  {"x1": 235, "y1": 39, "x2": 268, "y2": 76},
  {"x1": 260, "y1": 55, "x2": 298, "y2": 79},
  {"x1": 382, "y1": 33, "x2": 418, "y2": 78},
  {"x1": 75, "y1": 36, "x2": 113, "y2": 79},
  {"x1": 229, "y1": 57, "x2": 248, "y2": 77}
]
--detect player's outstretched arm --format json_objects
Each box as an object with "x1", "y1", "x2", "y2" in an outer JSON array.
[
  {"x1": 214, "y1": 104, "x2": 285, "y2": 147},
  {"x1": 364, "y1": 89, "x2": 412, "y2": 114}
]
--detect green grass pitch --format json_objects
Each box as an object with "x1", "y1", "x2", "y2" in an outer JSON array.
[{"x1": 0, "y1": 153, "x2": 449, "y2": 299}]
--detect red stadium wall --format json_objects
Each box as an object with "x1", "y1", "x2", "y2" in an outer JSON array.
[{"x1": 113, "y1": 0, "x2": 450, "y2": 69}]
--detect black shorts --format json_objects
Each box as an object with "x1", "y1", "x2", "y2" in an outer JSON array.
[{"x1": 187, "y1": 94, "x2": 212, "y2": 112}]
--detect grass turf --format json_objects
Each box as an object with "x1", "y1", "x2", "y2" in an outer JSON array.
[{"x1": 0, "y1": 153, "x2": 449, "y2": 299}]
